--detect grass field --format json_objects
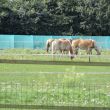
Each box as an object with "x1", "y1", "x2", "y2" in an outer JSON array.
[
  {"x1": 0, "y1": 49, "x2": 110, "y2": 108},
  {"x1": 0, "y1": 63, "x2": 110, "y2": 107},
  {"x1": 0, "y1": 63, "x2": 110, "y2": 83},
  {"x1": 0, "y1": 71, "x2": 110, "y2": 108}
]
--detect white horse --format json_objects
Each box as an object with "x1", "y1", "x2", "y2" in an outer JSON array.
[
  {"x1": 46, "y1": 38, "x2": 68, "y2": 54},
  {"x1": 51, "y1": 39, "x2": 74, "y2": 60}
]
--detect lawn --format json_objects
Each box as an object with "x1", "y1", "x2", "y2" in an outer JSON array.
[
  {"x1": 0, "y1": 49, "x2": 110, "y2": 108},
  {"x1": 0, "y1": 63, "x2": 110, "y2": 108},
  {"x1": 0, "y1": 63, "x2": 110, "y2": 84}
]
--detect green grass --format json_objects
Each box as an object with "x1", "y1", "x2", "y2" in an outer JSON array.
[
  {"x1": 0, "y1": 63, "x2": 110, "y2": 107},
  {"x1": 0, "y1": 63, "x2": 110, "y2": 74},
  {"x1": 0, "y1": 49, "x2": 110, "y2": 108},
  {"x1": 0, "y1": 63, "x2": 110, "y2": 84},
  {"x1": 0, "y1": 77, "x2": 110, "y2": 107}
]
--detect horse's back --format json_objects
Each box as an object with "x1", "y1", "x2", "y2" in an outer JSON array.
[
  {"x1": 71, "y1": 39, "x2": 95, "y2": 50},
  {"x1": 72, "y1": 39, "x2": 80, "y2": 47},
  {"x1": 59, "y1": 39, "x2": 71, "y2": 49},
  {"x1": 52, "y1": 39, "x2": 71, "y2": 51},
  {"x1": 79, "y1": 39, "x2": 93, "y2": 47}
]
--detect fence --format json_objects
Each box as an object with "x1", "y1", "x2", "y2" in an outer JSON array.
[
  {"x1": 0, "y1": 53, "x2": 110, "y2": 63},
  {"x1": 0, "y1": 35, "x2": 110, "y2": 49},
  {"x1": 0, "y1": 82, "x2": 110, "y2": 109}
]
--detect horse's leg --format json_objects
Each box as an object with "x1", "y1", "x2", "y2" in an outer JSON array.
[
  {"x1": 90, "y1": 49, "x2": 92, "y2": 55},
  {"x1": 52, "y1": 45, "x2": 56, "y2": 60},
  {"x1": 87, "y1": 48, "x2": 92, "y2": 55},
  {"x1": 87, "y1": 48, "x2": 92, "y2": 62},
  {"x1": 62, "y1": 50, "x2": 67, "y2": 59},
  {"x1": 60, "y1": 50, "x2": 63, "y2": 60},
  {"x1": 86, "y1": 50, "x2": 89, "y2": 55},
  {"x1": 75, "y1": 48, "x2": 78, "y2": 55},
  {"x1": 52, "y1": 48, "x2": 54, "y2": 60}
]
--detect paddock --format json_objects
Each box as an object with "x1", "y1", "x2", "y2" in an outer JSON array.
[
  {"x1": 0, "y1": 35, "x2": 110, "y2": 109},
  {"x1": 0, "y1": 55, "x2": 110, "y2": 109}
]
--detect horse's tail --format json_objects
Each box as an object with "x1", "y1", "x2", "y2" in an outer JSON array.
[
  {"x1": 92, "y1": 40, "x2": 101, "y2": 55},
  {"x1": 46, "y1": 41, "x2": 50, "y2": 53},
  {"x1": 91, "y1": 40, "x2": 95, "y2": 48}
]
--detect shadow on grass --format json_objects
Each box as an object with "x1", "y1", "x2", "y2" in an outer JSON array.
[
  {"x1": 0, "y1": 59, "x2": 110, "y2": 66},
  {"x1": 0, "y1": 104, "x2": 109, "y2": 110}
]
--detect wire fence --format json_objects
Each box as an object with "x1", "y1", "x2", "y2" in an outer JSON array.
[
  {"x1": 0, "y1": 53, "x2": 110, "y2": 63},
  {"x1": 0, "y1": 82, "x2": 110, "y2": 109}
]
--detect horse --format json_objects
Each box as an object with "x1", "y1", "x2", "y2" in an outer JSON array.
[
  {"x1": 71, "y1": 39, "x2": 101, "y2": 55},
  {"x1": 46, "y1": 38, "x2": 67, "y2": 53},
  {"x1": 51, "y1": 39, "x2": 74, "y2": 60}
]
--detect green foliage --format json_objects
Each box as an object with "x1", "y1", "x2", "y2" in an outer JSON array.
[{"x1": 0, "y1": 0, "x2": 109, "y2": 35}]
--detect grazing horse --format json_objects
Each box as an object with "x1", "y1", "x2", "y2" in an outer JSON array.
[
  {"x1": 51, "y1": 39, "x2": 74, "y2": 60},
  {"x1": 71, "y1": 39, "x2": 101, "y2": 55},
  {"x1": 46, "y1": 38, "x2": 68, "y2": 53}
]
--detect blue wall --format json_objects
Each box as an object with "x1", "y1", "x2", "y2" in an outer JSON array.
[{"x1": 0, "y1": 35, "x2": 110, "y2": 49}]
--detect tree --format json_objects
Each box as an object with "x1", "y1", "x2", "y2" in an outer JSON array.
[{"x1": 0, "y1": 0, "x2": 109, "y2": 35}]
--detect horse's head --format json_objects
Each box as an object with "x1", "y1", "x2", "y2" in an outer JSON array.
[
  {"x1": 94, "y1": 47, "x2": 101, "y2": 55},
  {"x1": 71, "y1": 55, "x2": 74, "y2": 60},
  {"x1": 69, "y1": 45, "x2": 75, "y2": 60},
  {"x1": 69, "y1": 39, "x2": 73, "y2": 44}
]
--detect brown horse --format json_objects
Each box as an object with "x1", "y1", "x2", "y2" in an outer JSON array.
[
  {"x1": 71, "y1": 39, "x2": 101, "y2": 55},
  {"x1": 51, "y1": 39, "x2": 74, "y2": 60}
]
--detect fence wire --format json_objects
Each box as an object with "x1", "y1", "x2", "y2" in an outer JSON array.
[{"x1": 0, "y1": 53, "x2": 110, "y2": 63}]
